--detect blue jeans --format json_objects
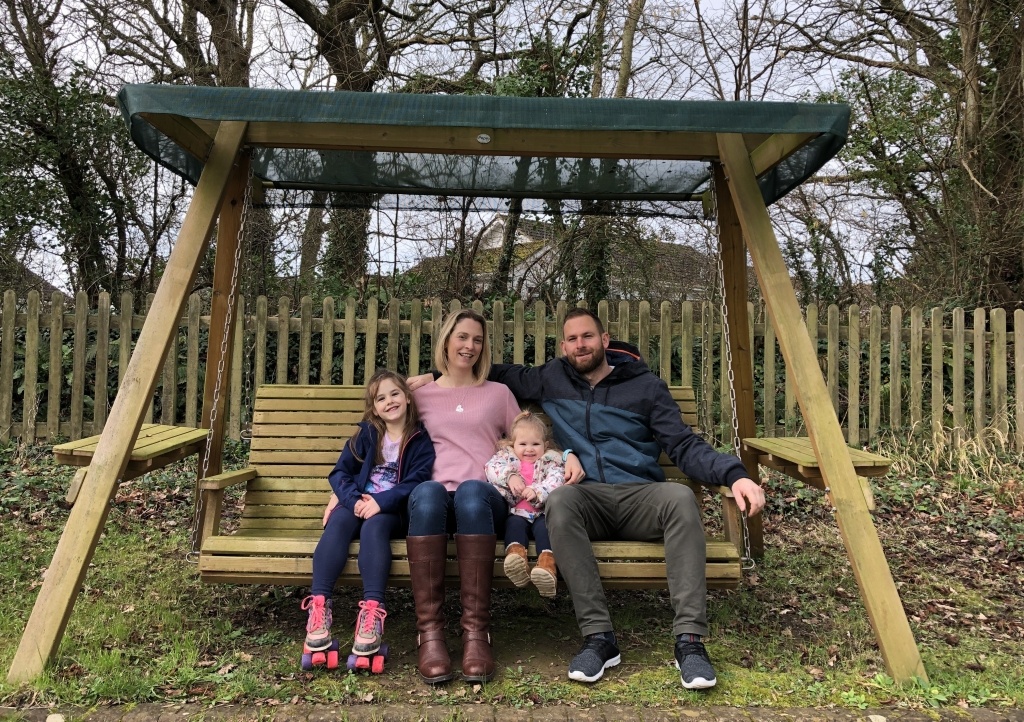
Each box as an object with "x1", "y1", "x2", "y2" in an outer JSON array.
[{"x1": 407, "y1": 480, "x2": 507, "y2": 536}]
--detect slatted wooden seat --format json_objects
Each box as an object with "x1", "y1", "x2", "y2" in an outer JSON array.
[
  {"x1": 197, "y1": 385, "x2": 743, "y2": 590},
  {"x1": 742, "y1": 436, "x2": 890, "y2": 510},
  {"x1": 54, "y1": 424, "x2": 210, "y2": 503}
]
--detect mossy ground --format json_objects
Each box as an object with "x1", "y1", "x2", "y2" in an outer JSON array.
[{"x1": 0, "y1": 435, "x2": 1020, "y2": 712}]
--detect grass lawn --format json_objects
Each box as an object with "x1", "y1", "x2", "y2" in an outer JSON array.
[{"x1": 0, "y1": 434, "x2": 1020, "y2": 712}]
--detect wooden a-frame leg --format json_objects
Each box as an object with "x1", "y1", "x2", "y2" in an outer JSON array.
[
  {"x1": 717, "y1": 133, "x2": 927, "y2": 684},
  {"x1": 714, "y1": 163, "x2": 763, "y2": 558},
  {"x1": 195, "y1": 154, "x2": 251, "y2": 550},
  {"x1": 6, "y1": 121, "x2": 249, "y2": 684}
]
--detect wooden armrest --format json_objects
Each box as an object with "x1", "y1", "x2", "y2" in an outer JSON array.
[{"x1": 200, "y1": 468, "x2": 258, "y2": 490}]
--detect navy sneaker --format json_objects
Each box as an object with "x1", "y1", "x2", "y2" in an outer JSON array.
[
  {"x1": 567, "y1": 632, "x2": 621, "y2": 683},
  {"x1": 674, "y1": 636, "x2": 717, "y2": 689}
]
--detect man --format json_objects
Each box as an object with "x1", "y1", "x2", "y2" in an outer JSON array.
[
  {"x1": 411, "y1": 307, "x2": 764, "y2": 689},
  {"x1": 490, "y1": 308, "x2": 764, "y2": 689}
]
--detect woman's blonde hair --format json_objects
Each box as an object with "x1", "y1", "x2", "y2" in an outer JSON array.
[
  {"x1": 434, "y1": 308, "x2": 491, "y2": 385},
  {"x1": 498, "y1": 411, "x2": 558, "y2": 453}
]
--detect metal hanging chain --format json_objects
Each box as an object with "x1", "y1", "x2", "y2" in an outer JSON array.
[
  {"x1": 187, "y1": 153, "x2": 254, "y2": 563},
  {"x1": 708, "y1": 170, "x2": 755, "y2": 572},
  {"x1": 238, "y1": 327, "x2": 256, "y2": 443}
]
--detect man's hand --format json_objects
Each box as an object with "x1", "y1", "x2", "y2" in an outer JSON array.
[
  {"x1": 563, "y1": 453, "x2": 584, "y2": 484},
  {"x1": 406, "y1": 373, "x2": 434, "y2": 391},
  {"x1": 731, "y1": 477, "x2": 765, "y2": 516},
  {"x1": 322, "y1": 493, "x2": 340, "y2": 527}
]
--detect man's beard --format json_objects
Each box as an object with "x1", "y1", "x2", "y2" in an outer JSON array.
[{"x1": 569, "y1": 345, "x2": 605, "y2": 375}]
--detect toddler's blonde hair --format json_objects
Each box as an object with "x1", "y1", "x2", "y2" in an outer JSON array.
[{"x1": 498, "y1": 411, "x2": 559, "y2": 453}]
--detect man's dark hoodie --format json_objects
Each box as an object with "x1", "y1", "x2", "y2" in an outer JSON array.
[{"x1": 490, "y1": 341, "x2": 748, "y2": 489}]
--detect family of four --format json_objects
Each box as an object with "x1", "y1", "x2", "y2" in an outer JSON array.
[{"x1": 301, "y1": 308, "x2": 765, "y2": 688}]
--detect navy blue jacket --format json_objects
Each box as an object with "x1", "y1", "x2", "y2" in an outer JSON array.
[
  {"x1": 328, "y1": 422, "x2": 435, "y2": 515},
  {"x1": 490, "y1": 342, "x2": 748, "y2": 489}
]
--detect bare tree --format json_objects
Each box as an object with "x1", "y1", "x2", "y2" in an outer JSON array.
[{"x1": 765, "y1": 0, "x2": 1024, "y2": 307}]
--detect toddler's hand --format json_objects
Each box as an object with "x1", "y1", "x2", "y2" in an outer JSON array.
[{"x1": 508, "y1": 473, "x2": 526, "y2": 498}]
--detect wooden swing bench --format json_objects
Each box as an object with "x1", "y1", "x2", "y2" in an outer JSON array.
[{"x1": 195, "y1": 384, "x2": 747, "y2": 591}]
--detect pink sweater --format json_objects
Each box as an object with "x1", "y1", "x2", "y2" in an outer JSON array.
[{"x1": 415, "y1": 381, "x2": 521, "y2": 491}]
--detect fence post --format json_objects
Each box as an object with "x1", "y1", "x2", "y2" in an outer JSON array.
[
  {"x1": 930, "y1": 308, "x2": 944, "y2": 442},
  {"x1": 321, "y1": 297, "x2": 335, "y2": 384},
  {"x1": 868, "y1": 306, "x2": 881, "y2": 442},
  {"x1": 991, "y1": 309, "x2": 1007, "y2": 441},
  {"x1": 277, "y1": 296, "x2": 290, "y2": 385},
  {"x1": 828, "y1": 304, "x2": 839, "y2": 413},
  {"x1": 1015, "y1": 309, "x2": 1024, "y2": 452},
  {"x1": 847, "y1": 305, "x2": 860, "y2": 445},
  {"x1": 255, "y1": 296, "x2": 268, "y2": 389},
  {"x1": 24, "y1": 291, "x2": 41, "y2": 443},
  {"x1": 185, "y1": 294, "x2": 201, "y2": 427},
  {"x1": 973, "y1": 308, "x2": 987, "y2": 438},
  {"x1": 299, "y1": 295, "x2": 312, "y2": 384},
  {"x1": 95, "y1": 292, "x2": 111, "y2": 433},
  {"x1": 47, "y1": 292, "x2": 65, "y2": 441},
  {"x1": 0, "y1": 291, "x2": 15, "y2": 443},
  {"x1": 408, "y1": 299, "x2": 422, "y2": 375},
  {"x1": 889, "y1": 305, "x2": 903, "y2": 430}
]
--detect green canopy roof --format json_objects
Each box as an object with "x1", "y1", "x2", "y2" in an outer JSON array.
[{"x1": 117, "y1": 84, "x2": 849, "y2": 215}]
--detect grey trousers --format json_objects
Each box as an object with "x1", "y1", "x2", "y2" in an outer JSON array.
[{"x1": 546, "y1": 481, "x2": 708, "y2": 638}]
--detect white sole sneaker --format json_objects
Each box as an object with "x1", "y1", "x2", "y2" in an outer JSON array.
[
  {"x1": 568, "y1": 654, "x2": 620, "y2": 683},
  {"x1": 675, "y1": 659, "x2": 716, "y2": 689}
]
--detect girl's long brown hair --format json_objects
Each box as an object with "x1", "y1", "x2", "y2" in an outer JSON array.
[{"x1": 350, "y1": 368, "x2": 420, "y2": 464}]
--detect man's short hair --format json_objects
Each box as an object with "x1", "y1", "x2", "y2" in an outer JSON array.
[{"x1": 563, "y1": 307, "x2": 605, "y2": 335}]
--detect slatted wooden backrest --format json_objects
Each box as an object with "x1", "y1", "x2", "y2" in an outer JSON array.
[
  {"x1": 660, "y1": 386, "x2": 704, "y2": 487},
  {"x1": 239, "y1": 385, "x2": 365, "y2": 536},
  {"x1": 239, "y1": 384, "x2": 705, "y2": 538}
]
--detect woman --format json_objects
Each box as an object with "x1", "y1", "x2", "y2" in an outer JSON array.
[{"x1": 407, "y1": 309, "x2": 580, "y2": 684}]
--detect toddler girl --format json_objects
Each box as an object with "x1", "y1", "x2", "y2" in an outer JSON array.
[{"x1": 485, "y1": 411, "x2": 566, "y2": 597}]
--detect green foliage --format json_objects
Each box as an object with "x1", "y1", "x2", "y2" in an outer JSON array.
[
  {"x1": 493, "y1": 34, "x2": 598, "y2": 99},
  {"x1": 0, "y1": 59, "x2": 147, "y2": 297},
  {"x1": 822, "y1": 51, "x2": 1024, "y2": 308}
]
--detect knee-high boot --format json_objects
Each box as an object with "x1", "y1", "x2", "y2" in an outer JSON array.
[
  {"x1": 407, "y1": 534, "x2": 454, "y2": 683},
  {"x1": 456, "y1": 534, "x2": 497, "y2": 682}
]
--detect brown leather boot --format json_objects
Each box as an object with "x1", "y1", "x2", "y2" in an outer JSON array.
[
  {"x1": 407, "y1": 534, "x2": 454, "y2": 683},
  {"x1": 456, "y1": 533, "x2": 497, "y2": 682}
]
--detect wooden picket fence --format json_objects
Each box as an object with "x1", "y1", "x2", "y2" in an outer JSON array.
[{"x1": 0, "y1": 289, "x2": 1021, "y2": 451}]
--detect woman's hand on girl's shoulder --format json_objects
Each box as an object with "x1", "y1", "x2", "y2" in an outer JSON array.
[{"x1": 406, "y1": 373, "x2": 434, "y2": 391}]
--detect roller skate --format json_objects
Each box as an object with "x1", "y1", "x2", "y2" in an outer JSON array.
[
  {"x1": 346, "y1": 600, "x2": 389, "y2": 674},
  {"x1": 300, "y1": 594, "x2": 340, "y2": 670}
]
